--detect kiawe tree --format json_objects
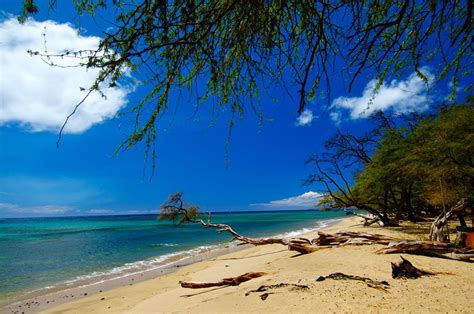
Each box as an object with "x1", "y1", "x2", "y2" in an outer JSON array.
[
  {"x1": 20, "y1": 1, "x2": 472, "y2": 159},
  {"x1": 307, "y1": 100, "x2": 474, "y2": 229}
]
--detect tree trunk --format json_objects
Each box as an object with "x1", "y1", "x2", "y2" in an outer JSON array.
[
  {"x1": 377, "y1": 240, "x2": 474, "y2": 262},
  {"x1": 429, "y1": 198, "x2": 469, "y2": 242}
]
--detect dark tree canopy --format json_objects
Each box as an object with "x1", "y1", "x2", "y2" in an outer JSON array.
[{"x1": 21, "y1": 1, "x2": 473, "y2": 159}]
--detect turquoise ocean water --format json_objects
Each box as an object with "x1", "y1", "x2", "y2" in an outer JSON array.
[{"x1": 0, "y1": 210, "x2": 345, "y2": 304}]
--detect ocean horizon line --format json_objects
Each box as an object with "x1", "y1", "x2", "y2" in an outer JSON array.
[{"x1": 0, "y1": 207, "x2": 338, "y2": 220}]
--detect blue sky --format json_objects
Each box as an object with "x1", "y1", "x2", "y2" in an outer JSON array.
[{"x1": 0, "y1": 2, "x2": 466, "y2": 218}]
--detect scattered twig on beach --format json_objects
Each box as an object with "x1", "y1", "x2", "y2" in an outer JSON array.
[
  {"x1": 245, "y1": 283, "x2": 310, "y2": 300},
  {"x1": 391, "y1": 257, "x2": 439, "y2": 279},
  {"x1": 179, "y1": 272, "x2": 266, "y2": 289},
  {"x1": 316, "y1": 272, "x2": 390, "y2": 292}
]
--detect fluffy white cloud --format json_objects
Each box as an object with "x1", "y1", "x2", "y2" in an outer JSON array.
[
  {"x1": 252, "y1": 191, "x2": 323, "y2": 209},
  {"x1": 331, "y1": 70, "x2": 434, "y2": 122},
  {"x1": 0, "y1": 18, "x2": 130, "y2": 133},
  {"x1": 295, "y1": 109, "x2": 314, "y2": 126}
]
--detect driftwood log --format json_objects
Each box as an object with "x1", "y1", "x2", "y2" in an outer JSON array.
[
  {"x1": 287, "y1": 238, "x2": 328, "y2": 254},
  {"x1": 378, "y1": 241, "x2": 474, "y2": 262},
  {"x1": 391, "y1": 257, "x2": 437, "y2": 279},
  {"x1": 287, "y1": 231, "x2": 399, "y2": 254},
  {"x1": 313, "y1": 231, "x2": 398, "y2": 246},
  {"x1": 430, "y1": 198, "x2": 469, "y2": 242},
  {"x1": 344, "y1": 209, "x2": 383, "y2": 226},
  {"x1": 316, "y1": 272, "x2": 390, "y2": 292},
  {"x1": 180, "y1": 272, "x2": 266, "y2": 289}
]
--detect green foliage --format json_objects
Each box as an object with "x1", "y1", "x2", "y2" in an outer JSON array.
[
  {"x1": 20, "y1": 1, "x2": 473, "y2": 165},
  {"x1": 353, "y1": 100, "x2": 473, "y2": 216},
  {"x1": 159, "y1": 192, "x2": 202, "y2": 225},
  {"x1": 308, "y1": 99, "x2": 473, "y2": 223},
  {"x1": 412, "y1": 101, "x2": 474, "y2": 205}
]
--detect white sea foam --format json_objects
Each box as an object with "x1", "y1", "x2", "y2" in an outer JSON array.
[
  {"x1": 149, "y1": 243, "x2": 179, "y2": 247},
  {"x1": 30, "y1": 244, "x2": 221, "y2": 294}
]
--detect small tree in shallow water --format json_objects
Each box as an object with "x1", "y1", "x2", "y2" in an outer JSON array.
[{"x1": 159, "y1": 192, "x2": 287, "y2": 245}]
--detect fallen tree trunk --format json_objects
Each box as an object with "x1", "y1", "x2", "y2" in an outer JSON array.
[
  {"x1": 391, "y1": 257, "x2": 437, "y2": 279},
  {"x1": 180, "y1": 272, "x2": 266, "y2": 289},
  {"x1": 430, "y1": 198, "x2": 469, "y2": 242},
  {"x1": 316, "y1": 272, "x2": 390, "y2": 292},
  {"x1": 378, "y1": 241, "x2": 474, "y2": 262}
]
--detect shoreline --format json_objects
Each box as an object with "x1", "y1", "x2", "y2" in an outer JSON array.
[
  {"x1": 2, "y1": 217, "x2": 345, "y2": 313},
  {"x1": 33, "y1": 216, "x2": 474, "y2": 313}
]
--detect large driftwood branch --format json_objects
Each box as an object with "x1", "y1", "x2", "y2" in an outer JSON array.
[
  {"x1": 378, "y1": 241, "x2": 474, "y2": 262},
  {"x1": 430, "y1": 198, "x2": 469, "y2": 242},
  {"x1": 180, "y1": 272, "x2": 266, "y2": 289},
  {"x1": 288, "y1": 231, "x2": 400, "y2": 254},
  {"x1": 315, "y1": 231, "x2": 399, "y2": 245},
  {"x1": 344, "y1": 209, "x2": 382, "y2": 226},
  {"x1": 391, "y1": 257, "x2": 437, "y2": 279},
  {"x1": 316, "y1": 272, "x2": 390, "y2": 292}
]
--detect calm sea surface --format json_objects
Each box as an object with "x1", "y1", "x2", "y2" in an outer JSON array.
[{"x1": 0, "y1": 210, "x2": 345, "y2": 303}]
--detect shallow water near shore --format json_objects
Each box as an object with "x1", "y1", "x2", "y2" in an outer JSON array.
[{"x1": 0, "y1": 210, "x2": 345, "y2": 305}]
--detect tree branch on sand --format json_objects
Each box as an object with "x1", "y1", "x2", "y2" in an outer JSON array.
[
  {"x1": 391, "y1": 257, "x2": 440, "y2": 279},
  {"x1": 316, "y1": 273, "x2": 390, "y2": 292},
  {"x1": 160, "y1": 193, "x2": 474, "y2": 263},
  {"x1": 180, "y1": 272, "x2": 266, "y2": 289},
  {"x1": 377, "y1": 241, "x2": 474, "y2": 262},
  {"x1": 245, "y1": 283, "x2": 310, "y2": 300}
]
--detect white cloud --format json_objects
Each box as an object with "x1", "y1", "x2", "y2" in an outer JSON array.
[
  {"x1": 295, "y1": 109, "x2": 314, "y2": 126},
  {"x1": 331, "y1": 69, "x2": 434, "y2": 121},
  {"x1": 0, "y1": 202, "x2": 72, "y2": 216},
  {"x1": 85, "y1": 209, "x2": 155, "y2": 216},
  {"x1": 329, "y1": 111, "x2": 341, "y2": 126},
  {"x1": 0, "y1": 18, "x2": 130, "y2": 133},
  {"x1": 251, "y1": 191, "x2": 323, "y2": 209},
  {"x1": 86, "y1": 209, "x2": 115, "y2": 215}
]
